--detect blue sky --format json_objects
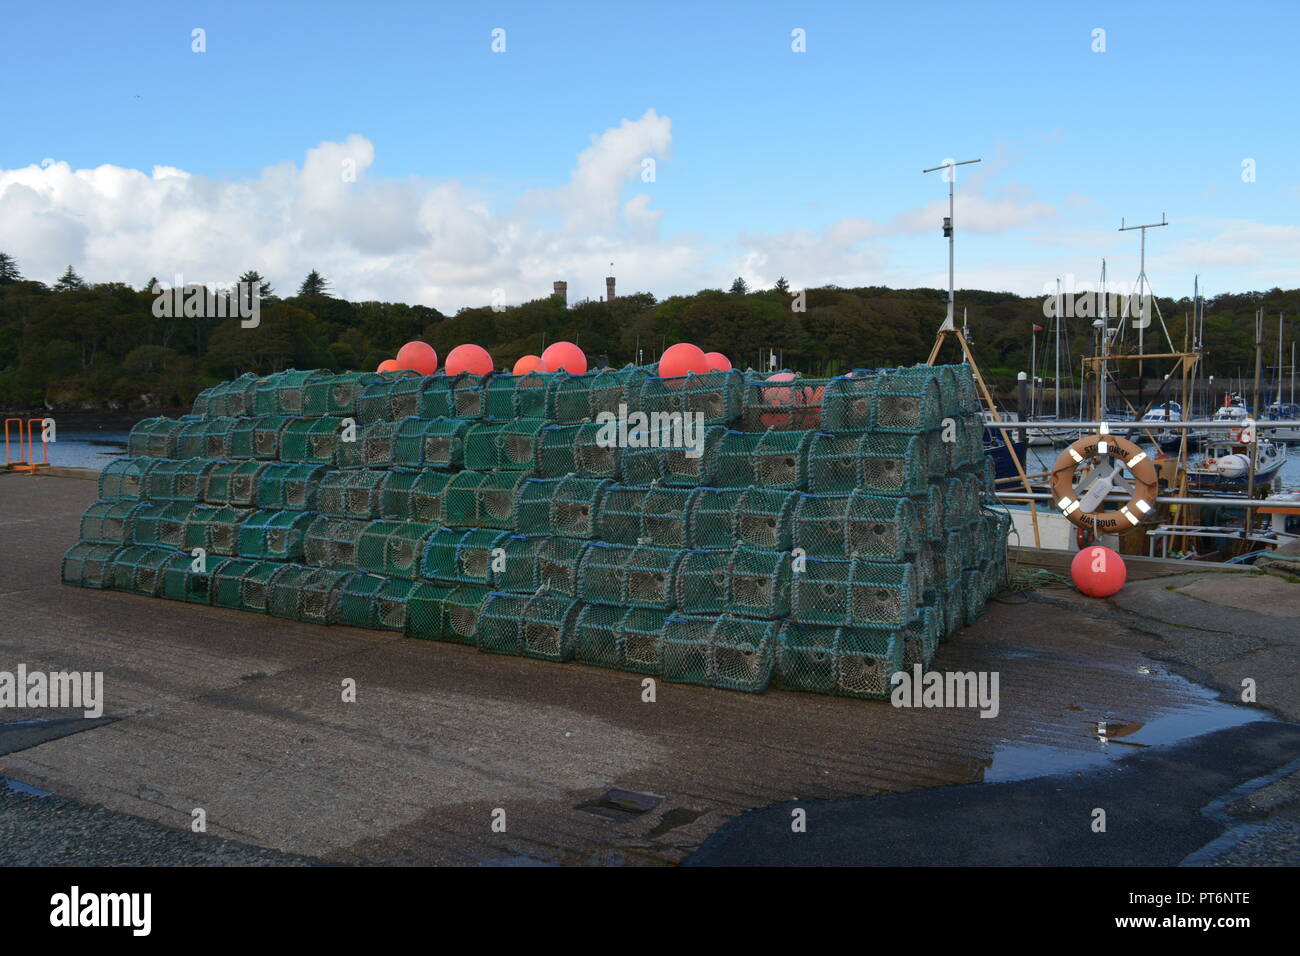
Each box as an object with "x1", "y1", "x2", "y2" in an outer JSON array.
[{"x1": 2, "y1": 0, "x2": 1296, "y2": 309}]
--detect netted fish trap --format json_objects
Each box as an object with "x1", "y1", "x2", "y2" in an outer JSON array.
[
  {"x1": 909, "y1": 548, "x2": 936, "y2": 596},
  {"x1": 818, "y1": 374, "x2": 878, "y2": 432},
  {"x1": 740, "y1": 376, "x2": 829, "y2": 430},
  {"x1": 714, "y1": 428, "x2": 813, "y2": 490},
  {"x1": 959, "y1": 413, "x2": 985, "y2": 470},
  {"x1": 303, "y1": 371, "x2": 381, "y2": 418},
  {"x1": 420, "y1": 527, "x2": 511, "y2": 585},
  {"x1": 99, "y1": 456, "x2": 162, "y2": 500},
  {"x1": 492, "y1": 535, "x2": 588, "y2": 596},
  {"x1": 193, "y1": 373, "x2": 258, "y2": 418},
  {"x1": 791, "y1": 491, "x2": 921, "y2": 561},
  {"x1": 922, "y1": 365, "x2": 962, "y2": 419},
  {"x1": 407, "y1": 582, "x2": 488, "y2": 643},
  {"x1": 443, "y1": 471, "x2": 528, "y2": 529},
  {"x1": 618, "y1": 426, "x2": 724, "y2": 487},
  {"x1": 807, "y1": 432, "x2": 928, "y2": 495},
  {"x1": 408, "y1": 372, "x2": 483, "y2": 420},
  {"x1": 61, "y1": 541, "x2": 123, "y2": 589},
  {"x1": 872, "y1": 369, "x2": 944, "y2": 433},
  {"x1": 576, "y1": 542, "x2": 684, "y2": 610},
  {"x1": 792, "y1": 556, "x2": 918, "y2": 627},
  {"x1": 661, "y1": 614, "x2": 778, "y2": 692},
  {"x1": 391, "y1": 417, "x2": 470, "y2": 470},
  {"x1": 932, "y1": 529, "x2": 965, "y2": 589},
  {"x1": 775, "y1": 621, "x2": 903, "y2": 699},
  {"x1": 462, "y1": 421, "x2": 545, "y2": 472},
  {"x1": 961, "y1": 569, "x2": 986, "y2": 627},
  {"x1": 902, "y1": 605, "x2": 942, "y2": 669},
  {"x1": 910, "y1": 484, "x2": 945, "y2": 544},
  {"x1": 317, "y1": 468, "x2": 392, "y2": 519},
  {"x1": 481, "y1": 371, "x2": 552, "y2": 421},
  {"x1": 303, "y1": 516, "x2": 369, "y2": 569},
  {"x1": 687, "y1": 486, "x2": 798, "y2": 551},
  {"x1": 175, "y1": 417, "x2": 236, "y2": 459},
  {"x1": 334, "y1": 419, "x2": 401, "y2": 469},
  {"x1": 956, "y1": 521, "x2": 981, "y2": 571},
  {"x1": 127, "y1": 501, "x2": 195, "y2": 549},
  {"x1": 280, "y1": 417, "x2": 346, "y2": 464},
  {"x1": 476, "y1": 592, "x2": 583, "y2": 662},
  {"x1": 266, "y1": 564, "x2": 349, "y2": 624},
  {"x1": 157, "y1": 550, "x2": 216, "y2": 604},
  {"x1": 924, "y1": 584, "x2": 964, "y2": 640},
  {"x1": 514, "y1": 476, "x2": 612, "y2": 538},
  {"x1": 236, "y1": 509, "x2": 314, "y2": 561},
  {"x1": 543, "y1": 365, "x2": 644, "y2": 421},
  {"x1": 127, "y1": 416, "x2": 186, "y2": 458},
  {"x1": 922, "y1": 427, "x2": 952, "y2": 478},
  {"x1": 141, "y1": 457, "x2": 219, "y2": 502},
  {"x1": 108, "y1": 544, "x2": 176, "y2": 596},
  {"x1": 380, "y1": 468, "x2": 454, "y2": 523},
  {"x1": 209, "y1": 556, "x2": 284, "y2": 612},
  {"x1": 354, "y1": 520, "x2": 437, "y2": 578},
  {"x1": 636, "y1": 370, "x2": 743, "y2": 425},
  {"x1": 202, "y1": 459, "x2": 266, "y2": 507},
  {"x1": 535, "y1": 423, "x2": 620, "y2": 479},
  {"x1": 674, "y1": 547, "x2": 792, "y2": 619},
  {"x1": 354, "y1": 371, "x2": 424, "y2": 423},
  {"x1": 594, "y1": 485, "x2": 699, "y2": 548},
  {"x1": 571, "y1": 605, "x2": 669, "y2": 672},
  {"x1": 223, "y1": 415, "x2": 293, "y2": 461},
  {"x1": 253, "y1": 462, "x2": 327, "y2": 511},
  {"x1": 328, "y1": 572, "x2": 418, "y2": 631},
  {"x1": 252, "y1": 369, "x2": 329, "y2": 417},
  {"x1": 185, "y1": 504, "x2": 253, "y2": 555},
  {"x1": 79, "y1": 500, "x2": 145, "y2": 544}
]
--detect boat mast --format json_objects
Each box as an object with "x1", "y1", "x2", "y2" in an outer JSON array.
[
  {"x1": 922, "y1": 157, "x2": 981, "y2": 330},
  {"x1": 1054, "y1": 278, "x2": 1062, "y2": 420}
]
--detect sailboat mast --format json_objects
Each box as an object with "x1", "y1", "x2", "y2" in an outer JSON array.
[{"x1": 1054, "y1": 278, "x2": 1061, "y2": 420}]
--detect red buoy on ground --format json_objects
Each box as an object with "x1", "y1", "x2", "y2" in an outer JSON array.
[
  {"x1": 1070, "y1": 545, "x2": 1127, "y2": 597},
  {"x1": 445, "y1": 343, "x2": 494, "y2": 377},
  {"x1": 541, "y1": 341, "x2": 587, "y2": 375},
  {"x1": 395, "y1": 341, "x2": 439, "y2": 375}
]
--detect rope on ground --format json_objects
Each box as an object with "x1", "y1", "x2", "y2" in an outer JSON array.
[{"x1": 1008, "y1": 566, "x2": 1075, "y2": 592}]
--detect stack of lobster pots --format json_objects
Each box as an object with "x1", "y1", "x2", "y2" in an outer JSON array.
[{"x1": 62, "y1": 361, "x2": 1009, "y2": 698}]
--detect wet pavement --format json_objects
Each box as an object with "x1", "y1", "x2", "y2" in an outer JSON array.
[{"x1": 1, "y1": 474, "x2": 1297, "y2": 866}]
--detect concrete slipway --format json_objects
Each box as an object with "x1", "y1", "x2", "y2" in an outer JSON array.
[{"x1": 1, "y1": 473, "x2": 1297, "y2": 866}]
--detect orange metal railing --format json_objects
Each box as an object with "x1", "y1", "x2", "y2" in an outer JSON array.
[{"x1": 3, "y1": 418, "x2": 51, "y2": 473}]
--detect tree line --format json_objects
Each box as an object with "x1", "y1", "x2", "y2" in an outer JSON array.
[{"x1": 0, "y1": 252, "x2": 1296, "y2": 413}]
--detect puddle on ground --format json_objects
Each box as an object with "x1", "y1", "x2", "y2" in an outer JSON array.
[
  {"x1": 986, "y1": 667, "x2": 1268, "y2": 783},
  {"x1": 2, "y1": 776, "x2": 51, "y2": 797}
]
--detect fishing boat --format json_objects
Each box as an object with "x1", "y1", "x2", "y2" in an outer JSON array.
[
  {"x1": 1186, "y1": 435, "x2": 1287, "y2": 491},
  {"x1": 981, "y1": 409, "x2": 1029, "y2": 481},
  {"x1": 1262, "y1": 401, "x2": 1300, "y2": 442}
]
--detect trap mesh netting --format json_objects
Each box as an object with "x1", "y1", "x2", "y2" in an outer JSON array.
[{"x1": 67, "y1": 360, "x2": 1009, "y2": 695}]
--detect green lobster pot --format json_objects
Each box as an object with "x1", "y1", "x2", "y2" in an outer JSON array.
[
  {"x1": 303, "y1": 515, "x2": 369, "y2": 569},
  {"x1": 380, "y1": 468, "x2": 454, "y2": 523},
  {"x1": 127, "y1": 502, "x2": 195, "y2": 548},
  {"x1": 819, "y1": 374, "x2": 878, "y2": 432},
  {"x1": 438, "y1": 583, "x2": 489, "y2": 644},
  {"x1": 740, "y1": 375, "x2": 830, "y2": 431},
  {"x1": 902, "y1": 605, "x2": 942, "y2": 670},
  {"x1": 481, "y1": 371, "x2": 552, "y2": 422},
  {"x1": 545, "y1": 365, "x2": 649, "y2": 423},
  {"x1": 336, "y1": 419, "x2": 401, "y2": 469},
  {"x1": 355, "y1": 520, "x2": 436, "y2": 578},
  {"x1": 534, "y1": 422, "x2": 620, "y2": 479},
  {"x1": 636, "y1": 369, "x2": 743, "y2": 425},
  {"x1": 686, "y1": 486, "x2": 798, "y2": 551},
  {"x1": 791, "y1": 491, "x2": 921, "y2": 561},
  {"x1": 661, "y1": 614, "x2": 778, "y2": 692},
  {"x1": 99, "y1": 457, "x2": 161, "y2": 501},
  {"x1": 108, "y1": 545, "x2": 175, "y2": 596},
  {"x1": 872, "y1": 368, "x2": 943, "y2": 433},
  {"x1": 253, "y1": 369, "x2": 329, "y2": 416},
  {"x1": 267, "y1": 564, "x2": 348, "y2": 624},
  {"x1": 793, "y1": 556, "x2": 918, "y2": 628},
  {"x1": 61, "y1": 541, "x2": 124, "y2": 589},
  {"x1": 443, "y1": 471, "x2": 528, "y2": 529},
  {"x1": 209, "y1": 557, "x2": 284, "y2": 612},
  {"x1": 158, "y1": 550, "x2": 215, "y2": 604},
  {"x1": 576, "y1": 542, "x2": 684, "y2": 610},
  {"x1": 476, "y1": 592, "x2": 583, "y2": 662},
  {"x1": 391, "y1": 417, "x2": 469, "y2": 470},
  {"x1": 318, "y1": 468, "x2": 391, "y2": 519},
  {"x1": 329, "y1": 571, "x2": 418, "y2": 631},
  {"x1": 714, "y1": 428, "x2": 813, "y2": 490},
  {"x1": 355, "y1": 371, "x2": 423, "y2": 423},
  {"x1": 303, "y1": 371, "x2": 380, "y2": 418},
  {"x1": 492, "y1": 535, "x2": 588, "y2": 597},
  {"x1": 402, "y1": 581, "x2": 454, "y2": 640},
  {"x1": 514, "y1": 476, "x2": 612, "y2": 539},
  {"x1": 594, "y1": 485, "x2": 698, "y2": 548},
  {"x1": 280, "y1": 417, "x2": 346, "y2": 464},
  {"x1": 417, "y1": 372, "x2": 484, "y2": 420},
  {"x1": 187, "y1": 505, "x2": 253, "y2": 555},
  {"x1": 79, "y1": 500, "x2": 145, "y2": 545},
  {"x1": 198, "y1": 373, "x2": 258, "y2": 418},
  {"x1": 674, "y1": 546, "x2": 791, "y2": 619},
  {"x1": 128, "y1": 417, "x2": 186, "y2": 458},
  {"x1": 236, "y1": 509, "x2": 314, "y2": 560},
  {"x1": 462, "y1": 421, "x2": 545, "y2": 472},
  {"x1": 175, "y1": 417, "x2": 235, "y2": 459},
  {"x1": 253, "y1": 462, "x2": 327, "y2": 511},
  {"x1": 571, "y1": 604, "x2": 671, "y2": 672},
  {"x1": 202, "y1": 459, "x2": 266, "y2": 507},
  {"x1": 141, "y1": 457, "x2": 220, "y2": 502},
  {"x1": 419, "y1": 527, "x2": 510, "y2": 584},
  {"x1": 618, "y1": 425, "x2": 724, "y2": 488},
  {"x1": 223, "y1": 415, "x2": 293, "y2": 461},
  {"x1": 775, "y1": 621, "x2": 903, "y2": 699}
]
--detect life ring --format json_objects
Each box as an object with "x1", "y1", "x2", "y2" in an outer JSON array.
[{"x1": 1050, "y1": 432, "x2": 1159, "y2": 534}]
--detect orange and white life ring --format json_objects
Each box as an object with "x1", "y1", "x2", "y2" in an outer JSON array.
[{"x1": 1050, "y1": 432, "x2": 1159, "y2": 535}]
